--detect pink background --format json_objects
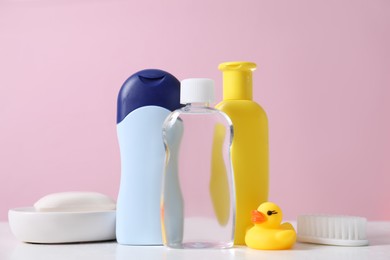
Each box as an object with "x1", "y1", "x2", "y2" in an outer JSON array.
[{"x1": 1, "y1": 0, "x2": 389, "y2": 221}]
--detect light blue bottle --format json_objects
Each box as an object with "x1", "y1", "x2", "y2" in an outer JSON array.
[{"x1": 116, "y1": 69, "x2": 182, "y2": 245}]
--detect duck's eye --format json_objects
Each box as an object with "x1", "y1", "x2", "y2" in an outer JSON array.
[{"x1": 267, "y1": 210, "x2": 278, "y2": 216}]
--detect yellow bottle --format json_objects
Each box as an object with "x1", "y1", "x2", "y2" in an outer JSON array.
[{"x1": 215, "y1": 61, "x2": 269, "y2": 245}]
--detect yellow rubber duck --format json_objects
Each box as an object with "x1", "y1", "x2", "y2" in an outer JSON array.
[{"x1": 245, "y1": 202, "x2": 296, "y2": 250}]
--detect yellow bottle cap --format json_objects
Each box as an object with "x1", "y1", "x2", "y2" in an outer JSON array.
[{"x1": 219, "y1": 61, "x2": 257, "y2": 100}]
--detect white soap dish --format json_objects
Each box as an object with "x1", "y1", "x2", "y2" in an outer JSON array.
[
  {"x1": 8, "y1": 192, "x2": 117, "y2": 244},
  {"x1": 8, "y1": 207, "x2": 116, "y2": 244}
]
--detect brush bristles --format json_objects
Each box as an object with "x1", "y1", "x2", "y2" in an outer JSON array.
[{"x1": 297, "y1": 215, "x2": 368, "y2": 246}]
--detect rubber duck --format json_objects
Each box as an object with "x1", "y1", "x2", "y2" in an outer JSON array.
[{"x1": 245, "y1": 202, "x2": 296, "y2": 250}]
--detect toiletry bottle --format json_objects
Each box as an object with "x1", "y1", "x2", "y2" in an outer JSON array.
[
  {"x1": 161, "y1": 78, "x2": 235, "y2": 249},
  {"x1": 215, "y1": 61, "x2": 269, "y2": 245},
  {"x1": 116, "y1": 69, "x2": 182, "y2": 245}
]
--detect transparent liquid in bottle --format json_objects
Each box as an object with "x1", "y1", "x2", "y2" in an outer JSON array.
[{"x1": 162, "y1": 98, "x2": 235, "y2": 249}]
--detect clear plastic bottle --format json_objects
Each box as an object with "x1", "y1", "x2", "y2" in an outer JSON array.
[{"x1": 161, "y1": 78, "x2": 235, "y2": 249}]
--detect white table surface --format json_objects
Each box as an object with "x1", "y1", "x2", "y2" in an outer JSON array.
[{"x1": 1, "y1": 221, "x2": 390, "y2": 260}]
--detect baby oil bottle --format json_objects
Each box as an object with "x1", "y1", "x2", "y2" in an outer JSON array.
[{"x1": 161, "y1": 78, "x2": 235, "y2": 249}]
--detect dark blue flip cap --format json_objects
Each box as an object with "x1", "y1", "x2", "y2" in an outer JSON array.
[{"x1": 117, "y1": 69, "x2": 182, "y2": 124}]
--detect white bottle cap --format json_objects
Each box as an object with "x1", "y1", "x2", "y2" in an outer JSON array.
[{"x1": 180, "y1": 78, "x2": 215, "y2": 104}]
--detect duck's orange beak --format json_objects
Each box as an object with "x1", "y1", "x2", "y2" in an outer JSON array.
[{"x1": 251, "y1": 210, "x2": 266, "y2": 224}]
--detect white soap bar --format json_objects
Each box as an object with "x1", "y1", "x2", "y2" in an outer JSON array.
[{"x1": 34, "y1": 192, "x2": 116, "y2": 212}]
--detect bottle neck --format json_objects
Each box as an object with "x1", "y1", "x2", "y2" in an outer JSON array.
[
  {"x1": 185, "y1": 102, "x2": 210, "y2": 108},
  {"x1": 222, "y1": 70, "x2": 253, "y2": 100}
]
